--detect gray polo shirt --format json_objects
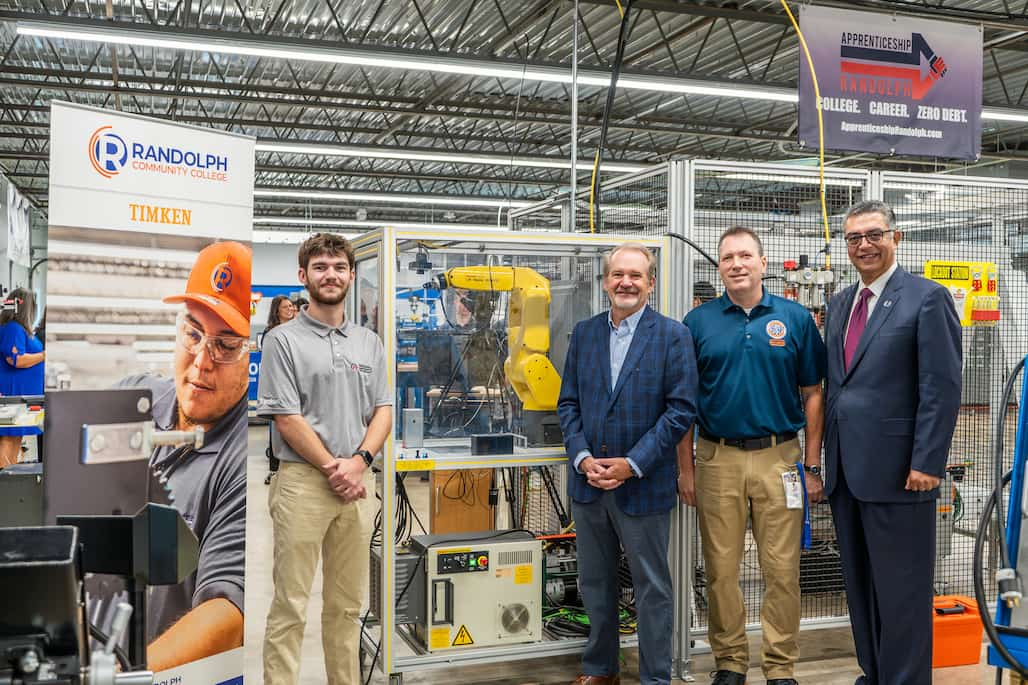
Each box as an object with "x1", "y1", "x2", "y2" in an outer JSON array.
[
  {"x1": 257, "y1": 308, "x2": 392, "y2": 463},
  {"x1": 116, "y1": 374, "x2": 247, "y2": 641}
]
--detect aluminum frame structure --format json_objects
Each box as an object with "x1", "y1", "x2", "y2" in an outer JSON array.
[
  {"x1": 510, "y1": 159, "x2": 1028, "y2": 663},
  {"x1": 351, "y1": 226, "x2": 693, "y2": 683}
]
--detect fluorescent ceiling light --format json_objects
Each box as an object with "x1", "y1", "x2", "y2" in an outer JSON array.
[
  {"x1": 15, "y1": 20, "x2": 797, "y2": 105},
  {"x1": 982, "y1": 108, "x2": 1028, "y2": 123},
  {"x1": 253, "y1": 230, "x2": 355, "y2": 243},
  {"x1": 253, "y1": 189, "x2": 535, "y2": 209},
  {"x1": 580, "y1": 74, "x2": 798, "y2": 103},
  {"x1": 21, "y1": 20, "x2": 1028, "y2": 117},
  {"x1": 253, "y1": 230, "x2": 361, "y2": 243},
  {"x1": 255, "y1": 142, "x2": 648, "y2": 173},
  {"x1": 718, "y1": 173, "x2": 863, "y2": 187},
  {"x1": 254, "y1": 217, "x2": 501, "y2": 230}
]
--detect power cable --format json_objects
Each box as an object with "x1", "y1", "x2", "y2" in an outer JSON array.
[
  {"x1": 589, "y1": 0, "x2": 635, "y2": 232},
  {"x1": 780, "y1": 0, "x2": 832, "y2": 269}
]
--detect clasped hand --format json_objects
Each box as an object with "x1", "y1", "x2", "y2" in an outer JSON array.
[
  {"x1": 582, "y1": 456, "x2": 633, "y2": 490},
  {"x1": 321, "y1": 458, "x2": 367, "y2": 502}
]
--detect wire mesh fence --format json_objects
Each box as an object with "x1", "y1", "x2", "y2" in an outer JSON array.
[{"x1": 511, "y1": 160, "x2": 1028, "y2": 637}]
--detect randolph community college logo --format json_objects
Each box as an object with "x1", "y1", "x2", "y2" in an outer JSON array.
[
  {"x1": 88, "y1": 126, "x2": 129, "y2": 178},
  {"x1": 86, "y1": 125, "x2": 230, "y2": 181},
  {"x1": 211, "y1": 262, "x2": 234, "y2": 292},
  {"x1": 838, "y1": 31, "x2": 947, "y2": 100}
]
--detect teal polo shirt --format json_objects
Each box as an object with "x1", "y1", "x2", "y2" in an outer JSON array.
[{"x1": 683, "y1": 289, "x2": 826, "y2": 439}]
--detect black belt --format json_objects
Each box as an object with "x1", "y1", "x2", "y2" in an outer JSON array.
[{"x1": 698, "y1": 428, "x2": 797, "y2": 451}]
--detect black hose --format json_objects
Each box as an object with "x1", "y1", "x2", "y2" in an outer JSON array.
[
  {"x1": 973, "y1": 355, "x2": 1028, "y2": 679},
  {"x1": 993, "y1": 356, "x2": 1026, "y2": 569},
  {"x1": 589, "y1": 0, "x2": 635, "y2": 232},
  {"x1": 666, "y1": 232, "x2": 718, "y2": 268},
  {"x1": 88, "y1": 623, "x2": 132, "y2": 671},
  {"x1": 973, "y1": 469, "x2": 1028, "y2": 679}
]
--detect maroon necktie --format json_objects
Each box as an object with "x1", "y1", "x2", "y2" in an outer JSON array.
[{"x1": 844, "y1": 288, "x2": 873, "y2": 371}]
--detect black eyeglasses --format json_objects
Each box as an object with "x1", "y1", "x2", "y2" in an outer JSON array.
[{"x1": 844, "y1": 229, "x2": 895, "y2": 247}]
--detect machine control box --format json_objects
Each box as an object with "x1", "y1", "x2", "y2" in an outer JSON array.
[
  {"x1": 438, "y1": 550, "x2": 490, "y2": 574},
  {"x1": 412, "y1": 531, "x2": 542, "y2": 652}
]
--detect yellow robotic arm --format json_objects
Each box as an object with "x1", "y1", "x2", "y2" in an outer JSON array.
[{"x1": 435, "y1": 266, "x2": 561, "y2": 411}]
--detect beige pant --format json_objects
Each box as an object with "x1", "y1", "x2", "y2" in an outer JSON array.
[
  {"x1": 694, "y1": 437, "x2": 803, "y2": 679},
  {"x1": 263, "y1": 460, "x2": 375, "y2": 685}
]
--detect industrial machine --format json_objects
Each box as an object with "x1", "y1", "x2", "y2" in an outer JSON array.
[
  {"x1": 782, "y1": 255, "x2": 835, "y2": 312},
  {"x1": 411, "y1": 531, "x2": 543, "y2": 652},
  {"x1": 0, "y1": 526, "x2": 156, "y2": 685},
  {"x1": 2, "y1": 389, "x2": 205, "y2": 672},
  {"x1": 432, "y1": 265, "x2": 562, "y2": 446},
  {"x1": 974, "y1": 355, "x2": 1028, "y2": 678}
]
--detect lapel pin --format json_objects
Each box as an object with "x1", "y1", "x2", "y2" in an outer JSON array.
[{"x1": 882, "y1": 300, "x2": 893, "y2": 308}]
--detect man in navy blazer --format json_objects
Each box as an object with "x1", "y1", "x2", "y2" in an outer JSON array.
[
  {"x1": 825, "y1": 200, "x2": 962, "y2": 685},
  {"x1": 558, "y1": 241, "x2": 697, "y2": 685}
]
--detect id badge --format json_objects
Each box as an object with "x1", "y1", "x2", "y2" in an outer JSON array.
[{"x1": 782, "y1": 470, "x2": 803, "y2": 510}]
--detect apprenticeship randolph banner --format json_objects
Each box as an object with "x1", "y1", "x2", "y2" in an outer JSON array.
[{"x1": 798, "y1": 5, "x2": 982, "y2": 160}]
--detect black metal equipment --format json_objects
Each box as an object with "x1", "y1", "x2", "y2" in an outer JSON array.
[
  {"x1": 0, "y1": 526, "x2": 155, "y2": 685},
  {"x1": 59, "y1": 505, "x2": 198, "y2": 670}
]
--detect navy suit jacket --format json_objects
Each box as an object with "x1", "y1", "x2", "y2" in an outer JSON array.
[
  {"x1": 824, "y1": 267, "x2": 962, "y2": 503},
  {"x1": 557, "y1": 306, "x2": 697, "y2": 516}
]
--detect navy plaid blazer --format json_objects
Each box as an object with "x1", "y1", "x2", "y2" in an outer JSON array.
[{"x1": 557, "y1": 306, "x2": 697, "y2": 516}]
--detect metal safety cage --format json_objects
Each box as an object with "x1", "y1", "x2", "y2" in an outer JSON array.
[
  {"x1": 508, "y1": 158, "x2": 1028, "y2": 671},
  {"x1": 351, "y1": 227, "x2": 682, "y2": 683},
  {"x1": 877, "y1": 171, "x2": 1028, "y2": 607},
  {"x1": 684, "y1": 160, "x2": 873, "y2": 640}
]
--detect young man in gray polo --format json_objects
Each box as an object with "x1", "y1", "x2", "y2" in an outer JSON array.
[{"x1": 259, "y1": 233, "x2": 392, "y2": 685}]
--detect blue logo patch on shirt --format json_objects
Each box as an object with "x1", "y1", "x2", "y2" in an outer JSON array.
[
  {"x1": 766, "y1": 319, "x2": 788, "y2": 347},
  {"x1": 216, "y1": 677, "x2": 243, "y2": 685}
]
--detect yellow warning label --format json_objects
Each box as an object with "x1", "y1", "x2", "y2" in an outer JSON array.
[
  {"x1": 398, "y1": 459, "x2": 435, "y2": 471},
  {"x1": 514, "y1": 564, "x2": 533, "y2": 585},
  {"x1": 429, "y1": 627, "x2": 450, "y2": 650},
  {"x1": 452, "y1": 624, "x2": 474, "y2": 646}
]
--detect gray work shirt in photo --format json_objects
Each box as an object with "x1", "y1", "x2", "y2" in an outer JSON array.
[
  {"x1": 116, "y1": 374, "x2": 247, "y2": 641},
  {"x1": 257, "y1": 308, "x2": 392, "y2": 463}
]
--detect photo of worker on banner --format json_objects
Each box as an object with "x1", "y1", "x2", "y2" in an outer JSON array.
[{"x1": 34, "y1": 101, "x2": 255, "y2": 683}]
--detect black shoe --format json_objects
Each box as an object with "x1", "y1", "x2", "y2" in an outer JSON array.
[
  {"x1": 709, "y1": 671, "x2": 746, "y2": 685},
  {"x1": 767, "y1": 680, "x2": 797, "y2": 685}
]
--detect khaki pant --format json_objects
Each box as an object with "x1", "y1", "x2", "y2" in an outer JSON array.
[
  {"x1": 694, "y1": 437, "x2": 803, "y2": 679},
  {"x1": 263, "y1": 460, "x2": 375, "y2": 685}
]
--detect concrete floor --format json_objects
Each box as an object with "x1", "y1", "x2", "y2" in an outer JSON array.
[{"x1": 242, "y1": 427, "x2": 996, "y2": 684}]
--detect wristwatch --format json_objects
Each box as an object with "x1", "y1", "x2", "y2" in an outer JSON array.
[
  {"x1": 803, "y1": 464, "x2": 822, "y2": 477},
  {"x1": 353, "y1": 449, "x2": 374, "y2": 467}
]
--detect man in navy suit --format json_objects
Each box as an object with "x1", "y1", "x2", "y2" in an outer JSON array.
[
  {"x1": 558, "y1": 241, "x2": 697, "y2": 685},
  {"x1": 825, "y1": 200, "x2": 962, "y2": 685}
]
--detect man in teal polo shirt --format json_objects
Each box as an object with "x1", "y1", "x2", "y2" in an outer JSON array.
[{"x1": 678, "y1": 226, "x2": 826, "y2": 685}]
